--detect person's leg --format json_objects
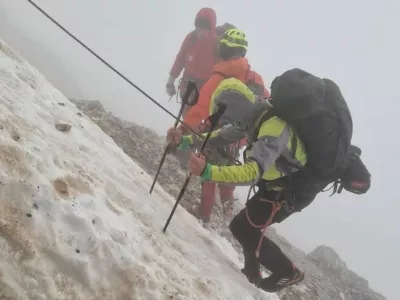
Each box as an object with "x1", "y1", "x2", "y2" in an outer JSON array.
[
  {"x1": 229, "y1": 188, "x2": 303, "y2": 292},
  {"x1": 218, "y1": 183, "x2": 235, "y2": 221},
  {"x1": 229, "y1": 191, "x2": 292, "y2": 271},
  {"x1": 230, "y1": 208, "x2": 262, "y2": 284},
  {"x1": 244, "y1": 191, "x2": 294, "y2": 275},
  {"x1": 192, "y1": 181, "x2": 217, "y2": 223}
]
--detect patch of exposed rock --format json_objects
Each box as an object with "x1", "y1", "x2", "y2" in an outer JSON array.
[
  {"x1": 71, "y1": 99, "x2": 387, "y2": 300},
  {"x1": 304, "y1": 246, "x2": 386, "y2": 300}
]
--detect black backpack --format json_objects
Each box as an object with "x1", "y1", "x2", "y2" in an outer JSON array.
[{"x1": 262, "y1": 68, "x2": 370, "y2": 197}]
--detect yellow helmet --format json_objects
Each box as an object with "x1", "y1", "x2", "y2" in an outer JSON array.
[{"x1": 220, "y1": 28, "x2": 248, "y2": 50}]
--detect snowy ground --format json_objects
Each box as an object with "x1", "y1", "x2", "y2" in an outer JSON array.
[{"x1": 0, "y1": 39, "x2": 279, "y2": 300}]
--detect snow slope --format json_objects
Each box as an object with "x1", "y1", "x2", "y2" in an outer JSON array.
[{"x1": 0, "y1": 39, "x2": 278, "y2": 300}]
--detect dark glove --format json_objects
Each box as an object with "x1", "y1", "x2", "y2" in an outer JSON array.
[{"x1": 166, "y1": 83, "x2": 176, "y2": 97}]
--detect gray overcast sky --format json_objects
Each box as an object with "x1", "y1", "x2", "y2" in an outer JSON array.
[{"x1": 0, "y1": 0, "x2": 398, "y2": 299}]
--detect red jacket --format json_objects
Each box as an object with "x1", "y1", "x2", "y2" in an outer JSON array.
[{"x1": 169, "y1": 8, "x2": 217, "y2": 90}]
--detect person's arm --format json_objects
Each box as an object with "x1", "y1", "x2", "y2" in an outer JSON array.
[
  {"x1": 177, "y1": 123, "x2": 246, "y2": 150},
  {"x1": 200, "y1": 117, "x2": 291, "y2": 186},
  {"x1": 169, "y1": 33, "x2": 192, "y2": 79}
]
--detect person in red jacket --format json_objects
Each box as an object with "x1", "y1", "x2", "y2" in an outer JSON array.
[
  {"x1": 167, "y1": 8, "x2": 229, "y2": 172},
  {"x1": 166, "y1": 7, "x2": 217, "y2": 118},
  {"x1": 178, "y1": 29, "x2": 269, "y2": 227}
]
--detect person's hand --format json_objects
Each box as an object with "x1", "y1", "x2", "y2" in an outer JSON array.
[
  {"x1": 188, "y1": 152, "x2": 207, "y2": 176},
  {"x1": 178, "y1": 124, "x2": 190, "y2": 135},
  {"x1": 166, "y1": 127, "x2": 182, "y2": 146},
  {"x1": 166, "y1": 75, "x2": 176, "y2": 97},
  {"x1": 166, "y1": 83, "x2": 176, "y2": 97}
]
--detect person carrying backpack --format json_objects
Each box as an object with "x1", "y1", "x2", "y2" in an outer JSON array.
[
  {"x1": 178, "y1": 28, "x2": 269, "y2": 226},
  {"x1": 166, "y1": 7, "x2": 218, "y2": 116},
  {"x1": 166, "y1": 70, "x2": 371, "y2": 293}
]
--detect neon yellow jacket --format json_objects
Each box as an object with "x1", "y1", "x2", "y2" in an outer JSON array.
[{"x1": 177, "y1": 78, "x2": 307, "y2": 188}]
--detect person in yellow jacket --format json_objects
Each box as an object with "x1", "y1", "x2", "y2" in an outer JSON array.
[{"x1": 166, "y1": 78, "x2": 308, "y2": 293}]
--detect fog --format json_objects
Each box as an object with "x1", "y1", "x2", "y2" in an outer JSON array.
[{"x1": 1, "y1": 1, "x2": 399, "y2": 299}]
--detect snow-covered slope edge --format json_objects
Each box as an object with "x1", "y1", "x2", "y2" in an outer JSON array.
[{"x1": 0, "y1": 39, "x2": 277, "y2": 300}]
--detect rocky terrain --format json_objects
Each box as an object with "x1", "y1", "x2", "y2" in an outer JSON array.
[{"x1": 71, "y1": 99, "x2": 387, "y2": 300}]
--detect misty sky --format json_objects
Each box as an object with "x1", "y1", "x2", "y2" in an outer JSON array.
[{"x1": 0, "y1": 0, "x2": 399, "y2": 299}]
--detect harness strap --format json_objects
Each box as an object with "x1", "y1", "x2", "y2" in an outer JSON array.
[{"x1": 245, "y1": 193, "x2": 282, "y2": 258}]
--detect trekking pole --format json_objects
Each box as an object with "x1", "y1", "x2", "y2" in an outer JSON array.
[
  {"x1": 162, "y1": 103, "x2": 227, "y2": 233},
  {"x1": 149, "y1": 81, "x2": 199, "y2": 194}
]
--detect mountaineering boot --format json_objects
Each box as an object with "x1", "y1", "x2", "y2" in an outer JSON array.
[
  {"x1": 241, "y1": 268, "x2": 262, "y2": 286},
  {"x1": 258, "y1": 266, "x2": 304, "y2": 293}
]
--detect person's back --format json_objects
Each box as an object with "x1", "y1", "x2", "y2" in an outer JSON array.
[{"x1": 166, "y1": 8, "x2": 217, "y2": 101}]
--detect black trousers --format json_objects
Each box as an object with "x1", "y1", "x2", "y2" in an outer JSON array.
[{"x1": 230, "y1": 187, "x2": 305, "y2": 276}]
